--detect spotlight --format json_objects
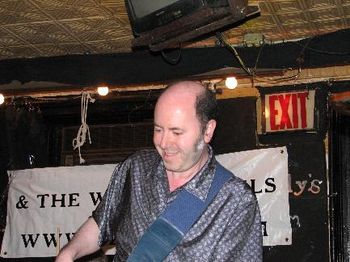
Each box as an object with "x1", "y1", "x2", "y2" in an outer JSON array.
[
  {"x1": 225, "y1": 76, "x2": 238, "y2": 89},
  {"x1": 0, "y1": 94, "x2": 4, "y2": 105},
  {"x1": 97, "y1": 86, "x2": 109, "y2": 96}
]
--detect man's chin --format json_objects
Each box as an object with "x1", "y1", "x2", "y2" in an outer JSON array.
[{"x1": 164, "y1": 161, "x2": 187, "y2": 173}]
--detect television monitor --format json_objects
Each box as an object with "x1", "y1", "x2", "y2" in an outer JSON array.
[
  {"x1": 125, "y1": 0, "x2": 257, "y2": 51},
  {"x1": 125, "y1": 0, "x2": 202, "y2": 35}
]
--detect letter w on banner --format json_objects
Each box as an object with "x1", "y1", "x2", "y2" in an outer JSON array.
[{"x1": 1, "y1": 147, "x2": 291, "y2": 258}]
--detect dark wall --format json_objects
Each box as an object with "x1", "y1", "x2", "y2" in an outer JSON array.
[
  {"x1": 0, "y1": 105, "x2": 49, "y2": 171},
  {"x1": 212, "y1": 97, "x2": 258, "y2": 153},
  {"x1": 329, "y1": 104, "x2": 350, "y2": 261},
  {"x1": 258, "y1": 84, "x2": 329, "y2": 261},
  {"x1": 0, "y1": 29, "x2": 349, "y2": 88},
  {"x1": 211, "y1": 88, "x2": 329, "y2": 261},
  {"x1": 0, "y1": 109, "x2": 9, "y2": 230}
]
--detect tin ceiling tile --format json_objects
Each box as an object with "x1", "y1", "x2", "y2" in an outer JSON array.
[{"x1": 0, "y1": 0, "x2": 348, "y2": 60}]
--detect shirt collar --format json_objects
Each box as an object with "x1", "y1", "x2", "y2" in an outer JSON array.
[{"x1": 183, "y1": 145, "x2": 217, "y2": 202}]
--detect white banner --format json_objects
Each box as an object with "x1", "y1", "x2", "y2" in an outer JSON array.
[
  {"x1": 1, "y1": 164, "x2": 116, "y2": 258},
  {"x1": 1, "y1": 147, "x2": 291, "y2": 258},
  {"x1": 216, "y1": 146, "x2": 291, "y2": 246}
]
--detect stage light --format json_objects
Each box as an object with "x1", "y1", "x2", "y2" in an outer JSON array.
[
  {"x1": 225, "y1": 76, "x2": 238, "y2": 89},
  {"x1": 97, "y1": 86, "x2": 109, "y2": 96},
  {"x1": 0, "y1": 94, "x2": 4, "y2": 105}
]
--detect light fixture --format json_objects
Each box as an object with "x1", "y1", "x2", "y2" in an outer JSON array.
[
  {"x1": 97, "y1": 86, "x2": 109, "y2": 96},
  {"x1": 225, "y1": 76, "x2": 238, "y2": 89},
  {"x1": 0, "y1": 93, "x2": 4, "y2": 105}
]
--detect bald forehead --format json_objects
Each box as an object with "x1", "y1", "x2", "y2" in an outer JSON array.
[{"x1": 159, "y1": 81, "x2": 205, "y2": 101}]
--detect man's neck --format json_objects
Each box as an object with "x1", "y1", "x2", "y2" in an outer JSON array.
[{"x1": 166, "y1": 149, "x2": 209, "y2": 192}]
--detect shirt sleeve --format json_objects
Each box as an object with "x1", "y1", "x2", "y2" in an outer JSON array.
[
  {"x1": 216, "y1": 188, "x2": 263, "y2": 261},
  {"x1": 92, "y1": 158, "x2": 131, "y2": 246}
]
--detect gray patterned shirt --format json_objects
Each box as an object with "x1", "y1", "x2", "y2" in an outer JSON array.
[{"x1": 92, "y1": 147, "x2": 262, "y2": 261}]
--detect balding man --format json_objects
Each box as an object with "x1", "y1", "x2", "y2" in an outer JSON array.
[{"x1": 56, "y1": 81, "x2": 262, "y2": 262}]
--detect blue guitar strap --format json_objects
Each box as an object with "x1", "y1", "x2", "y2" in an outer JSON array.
[{"x1": 127, "y1": 162, "x2": 232, "y2": 262}]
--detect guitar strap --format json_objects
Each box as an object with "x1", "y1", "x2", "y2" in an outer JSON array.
[{"x1": 127, "y1": 162, "x2": 232, "y2": 262}]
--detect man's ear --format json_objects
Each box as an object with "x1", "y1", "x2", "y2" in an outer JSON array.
[{"x1": 204, "y1": 119, "x2": 217, "y2": 143}]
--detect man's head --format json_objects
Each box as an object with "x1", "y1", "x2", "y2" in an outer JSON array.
[{"x1": 153, "y1": 81, "x2": 217, "y2": 174}]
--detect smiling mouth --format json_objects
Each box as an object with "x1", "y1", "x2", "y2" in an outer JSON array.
[{"x1": 162, "y1": 151, "x2": 177, "y2": 159}]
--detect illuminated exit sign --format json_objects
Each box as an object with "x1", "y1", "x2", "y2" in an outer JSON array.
[{"x1": 262, "y1": 90, "x2": 315, "y2": 133}]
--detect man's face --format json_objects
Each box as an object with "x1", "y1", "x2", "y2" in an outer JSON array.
[{"x1": 153, "y1": 93, "x2": 207, "y2": 174}]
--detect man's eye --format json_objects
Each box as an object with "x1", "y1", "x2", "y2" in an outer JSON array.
[
  {"x1": 173, "y1": 132, "x2": 182, "y2": 136},
  {"x1": 154, "y1": 128, "x2": 162, "y2": 133}
]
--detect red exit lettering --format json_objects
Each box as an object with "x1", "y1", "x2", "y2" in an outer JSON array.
[{"x1": 268, "y1": 92, "x2": 309, "y2": 131}]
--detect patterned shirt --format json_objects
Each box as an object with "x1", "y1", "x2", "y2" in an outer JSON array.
[{"x1": 92, "y1": 147, "x2": 263, "y2": 261}]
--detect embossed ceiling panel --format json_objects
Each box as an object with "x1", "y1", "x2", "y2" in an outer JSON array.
[
  {"x1": 190, "y1": 0, "x2": 350, "y2": 47},
  {"x1": 0, "y1": 0, "x2": 349, "y2": 60}
]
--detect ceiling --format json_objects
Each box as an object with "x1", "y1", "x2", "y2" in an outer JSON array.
[{"x1": 0, "y1": 0, "x2": 349, "y2": 61}]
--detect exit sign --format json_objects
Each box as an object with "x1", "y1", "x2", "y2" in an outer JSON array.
[{"x1": 262, "y1": 90, "x2": 315, "y2": 133}]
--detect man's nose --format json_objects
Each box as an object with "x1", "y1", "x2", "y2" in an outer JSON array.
[{"x1": 160, "y1": 132, "x2": 170, "y2": 149}]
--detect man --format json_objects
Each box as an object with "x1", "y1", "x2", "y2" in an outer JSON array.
[{"x1": 56, "y1": 81, "x2": 262, "y2": 261}]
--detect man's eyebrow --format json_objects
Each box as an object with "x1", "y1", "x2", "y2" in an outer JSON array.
[
  {"x1": 153, "y1": 124, "x2": 183, "y2": 131},
  {"x1": 169, "y1": 127, "x2": 183, "y2": 132}
]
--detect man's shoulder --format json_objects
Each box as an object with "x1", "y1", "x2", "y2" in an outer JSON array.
[{"x1": 216, "y1": 163, "x2": 255, "y2": 198}]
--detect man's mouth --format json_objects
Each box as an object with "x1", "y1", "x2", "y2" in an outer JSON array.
[{"x1": 162, "y1": 150, "x2": 177, "y2": 159}]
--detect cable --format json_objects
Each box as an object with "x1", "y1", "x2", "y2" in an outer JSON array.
[
  {"x1": 160, "y1": 46, "x2": 182, "y2": 65},
  {"x1": 216, "y1": 32, "x2": 252, "y2": 76},
  {"x1": 293, "y1": 40, "x2": 350, "y2": 56},
  {"x1": 217, "y1": 32, "x2": 303, "y2": 85}
]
